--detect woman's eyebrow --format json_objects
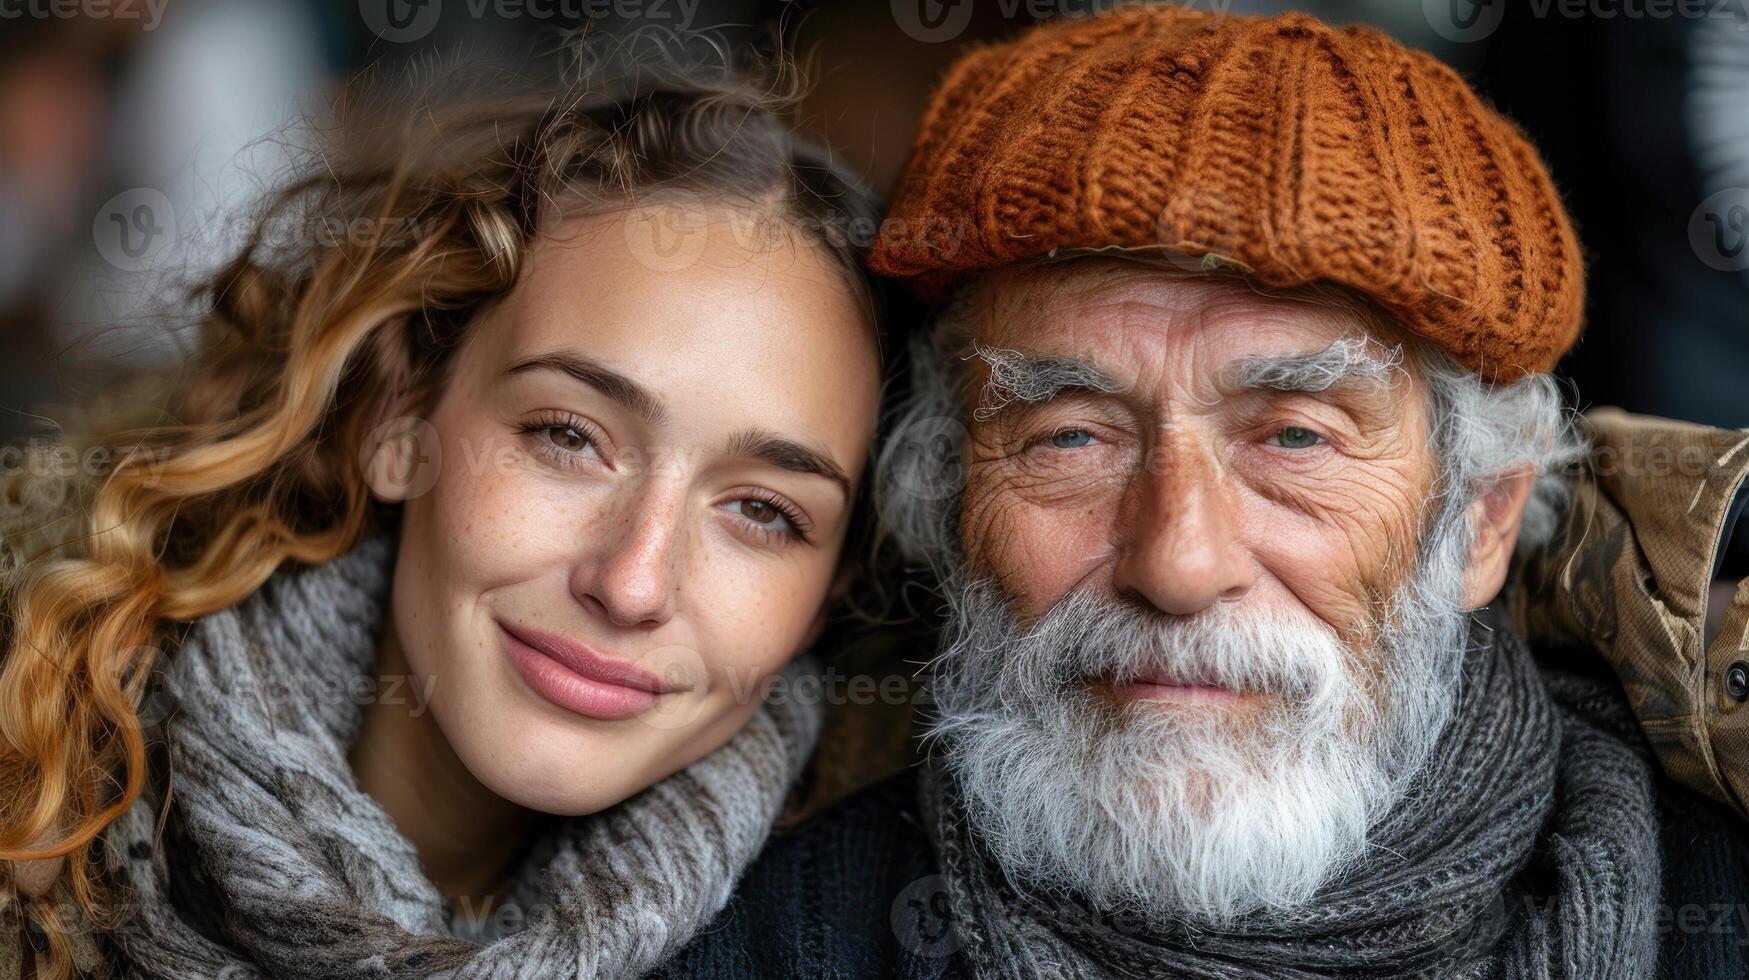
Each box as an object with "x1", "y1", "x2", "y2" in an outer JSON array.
[
  {"x1": 505, "y1": 350, "x2": 672, "y2": 427},
  {"x1": 725, "y1": 429, "x2": 852, "y2": 501}
]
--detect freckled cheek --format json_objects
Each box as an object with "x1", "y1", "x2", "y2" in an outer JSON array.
[
  {"x1": 963, "y1": 468, "x2": 1124, "y2": 616},
  {"x1": 683, "y1": 546, "x2": 830, "y2": 708},
  {"x1": 418, "y1": 428, "x2": 602, "y2": 590}
]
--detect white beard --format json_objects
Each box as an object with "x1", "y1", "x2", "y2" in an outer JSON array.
[{"x1": 929, "y1": 515, "x2": 1475, "y2": 927}]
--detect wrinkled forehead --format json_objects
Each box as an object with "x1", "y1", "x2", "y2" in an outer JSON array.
[{"x1": 963, "y1": 259, "x2": 1415, "y2": 393}]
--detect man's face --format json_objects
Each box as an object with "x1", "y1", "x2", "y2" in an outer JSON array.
[
  {"x1": 934, "y1": 259, "x2": 1476, "y2": 923},
  {"x1": 960, "y1": 260, "x2": 1437, "y2": 650}
]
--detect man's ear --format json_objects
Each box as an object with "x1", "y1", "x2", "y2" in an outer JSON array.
[{"x1": 1460, "y1": 463, "x2": 1538, "y2": 609}]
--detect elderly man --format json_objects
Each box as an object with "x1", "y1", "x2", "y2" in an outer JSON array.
[{"x1": 662, "y1": 7, "x2": 1749, "y2": 979}]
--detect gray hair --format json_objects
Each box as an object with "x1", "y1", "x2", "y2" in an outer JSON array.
[{"x1": 874, "y1": 270, "x2": 1587, "y2": 575}]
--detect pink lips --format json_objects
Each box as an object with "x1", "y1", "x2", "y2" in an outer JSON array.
[
  {"x1": 499, "y1": 622, "x2": 671, "y2": 721},
  {"x1": 1108, "y1": 671, "x2": 1241, "y2": 705}
]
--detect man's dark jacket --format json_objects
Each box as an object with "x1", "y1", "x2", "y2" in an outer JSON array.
[{"x1": 657, "y1": 750, "x2": 1749, "y2": 979}]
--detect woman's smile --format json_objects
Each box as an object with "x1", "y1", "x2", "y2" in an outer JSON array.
[{"x1": 499, "y1": 621, "x2": 677, "y2": 721}]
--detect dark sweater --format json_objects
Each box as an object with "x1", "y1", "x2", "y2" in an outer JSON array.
[{"x1": 657, "y1": 768, "x2": 1749, "y2": 979}]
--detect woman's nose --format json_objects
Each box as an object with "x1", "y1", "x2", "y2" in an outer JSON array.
[{"x1": 570, "y1": 486, "x2": 686, "y2": 628}]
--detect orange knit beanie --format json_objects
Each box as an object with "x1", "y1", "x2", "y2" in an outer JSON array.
[{"x1": 868, "y1": 5, "x2": 1586, "y2": 379}]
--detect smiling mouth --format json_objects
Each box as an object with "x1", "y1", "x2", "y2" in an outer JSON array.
[
  {"x1": 1099, "y1": 669, "x2": 1254, "y2": 706},
  {"x1": 1107, "y1": 679, "x2": 1242, "y2": 704},
  {"x1": 498, "y1": 622, "x2": 673, "y2": 721}
]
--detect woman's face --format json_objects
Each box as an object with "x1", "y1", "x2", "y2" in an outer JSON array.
[{"x1": 372, "y1": 207, "x2": 880, "y2": 814}]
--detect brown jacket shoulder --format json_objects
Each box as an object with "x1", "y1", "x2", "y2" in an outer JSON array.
[{"x1": 1509, "y1": 407, "x2": 1749, "y2": 819}]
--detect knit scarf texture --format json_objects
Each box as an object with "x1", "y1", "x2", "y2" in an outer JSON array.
[
  {"x1": 101, "y1": 526, "x2": 822, "y2": 980},
  {"x1": 922, "y1": 606, "x2": 1663, "y2": 979}
]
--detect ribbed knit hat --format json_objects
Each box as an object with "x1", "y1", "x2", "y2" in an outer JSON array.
[{"x1": 868, "y1": 5, "x2": 1586, "y2": 379}]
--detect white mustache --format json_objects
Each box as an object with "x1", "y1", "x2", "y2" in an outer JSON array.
[{"x1": 970, "y1": 587, "x2": 1359, "y2": 717}]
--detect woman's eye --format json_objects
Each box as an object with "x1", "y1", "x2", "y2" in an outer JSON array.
[
  {"x1": 736, "y1": 498, "x2": 786, "y2": 526},
  {"x1": 520, "y1": 418, "x2": 605, "y2": 469},
  {"x1": 1267, "y1": 426, "x2": 1323, "y2": 450},
  {"x1": 1048, "y1": 428, "x2": 1094, "y2": 449},
  {"x1": 543, "y1": 425, "x2": 597, "y2": 456},
  {"x1": 724, "y1": 497, "x2": 804, "y2": 542},
  {"x1": 726, "y1": 497, "x2": 803, "y2": 541}
]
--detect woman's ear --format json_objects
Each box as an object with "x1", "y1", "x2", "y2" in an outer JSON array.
[
  {"x1": 361, "y1": 414, "x2": 443, "y2": 503},
  {"x1": 1460, "y1": 464, "x2": 1538, "y2": 609}
]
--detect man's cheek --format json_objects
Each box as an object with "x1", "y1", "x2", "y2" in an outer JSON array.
[
  {"x1": 1252, "y1": 518, "x2": 1415, "y2": 644},
  {"x1": 961, "y1": 467, "x2": 1121, "y2": 615}
]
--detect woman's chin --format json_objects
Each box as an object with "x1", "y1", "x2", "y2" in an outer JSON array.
[{"x1": 442, "y1": 712, "x2": 716, "y2": 816}]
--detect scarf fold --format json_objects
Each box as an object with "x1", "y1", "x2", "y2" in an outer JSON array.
[
  {"x1": 923, "y1": 607, "x2": 1662, "y2": 979},
  {"x1": 103, "y1": 526, "x2": 821, "y2": 980}
]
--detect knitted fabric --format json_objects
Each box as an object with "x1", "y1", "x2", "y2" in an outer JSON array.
[
  {"x1": 921, "y1": 606, "x2": 1662, "y2": 979},
  {"x1": 99, "y1": 526, "x2": 821, "y2": 980},
  {"x1": 868, "y1": 6, "x2": 1585, "y2": 380}
]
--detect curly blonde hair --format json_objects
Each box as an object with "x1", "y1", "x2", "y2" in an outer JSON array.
[{"x1": 0, "y1": 36, "x2": 882, "y2": 978}]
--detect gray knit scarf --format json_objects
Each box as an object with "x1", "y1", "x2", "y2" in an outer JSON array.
[
  {"x1": 923, "y1": 606, "x2": 1663, "y2": 979},
  {"x1": 101, "y1": 526, "x2": 822, "y2": 980}
]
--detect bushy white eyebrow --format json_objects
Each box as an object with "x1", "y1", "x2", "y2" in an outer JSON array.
[
  {"x1": 1230, "y1": 337, "x2": 1404, "y2": 395},
  {"x1": 967, "y1": 337, "x2": 1401, "y2": 422},
  {"x1": 970, "y1": 343, "x2": 1125, "y2": 421}
]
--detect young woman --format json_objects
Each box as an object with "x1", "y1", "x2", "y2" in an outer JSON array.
[{"x1": 0, "y1": 44, "x2": 886, "y2": 979}]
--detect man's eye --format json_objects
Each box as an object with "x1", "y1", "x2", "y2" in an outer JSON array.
[
  {"x1": 1267, "y1": 426, "x2": 1323, "y2": 450},
  {"x1": 1048, "y1": 428, "x2": 1093, "y2": 449}
]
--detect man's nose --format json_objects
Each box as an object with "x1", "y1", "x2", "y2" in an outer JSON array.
[
  {"x1": 570, "y1": 486, "x2": 684, "y2": 628},
  {"x1": 1110, "y1": 436, "x2": 1254, "y2": 616}
]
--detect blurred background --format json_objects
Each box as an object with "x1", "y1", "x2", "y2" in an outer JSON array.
[{"x1": 0, "y1": 0, "x2": 1744, "y2": 524}]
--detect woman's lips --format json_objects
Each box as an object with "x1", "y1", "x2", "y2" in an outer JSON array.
[{"x1": 499, "y1": 622, "x2": 670, "y2": 721}]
